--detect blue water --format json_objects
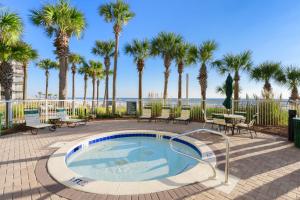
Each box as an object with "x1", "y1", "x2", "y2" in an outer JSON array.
[{"x1": 67, "y1": 136, "x2": 200, "y2": 182}]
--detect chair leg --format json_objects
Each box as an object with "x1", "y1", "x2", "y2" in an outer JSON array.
[{"x1": 248, "y1": 129, "x2": 254, "y2": 139}]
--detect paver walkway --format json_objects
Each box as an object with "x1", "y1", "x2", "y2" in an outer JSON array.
[{"x1": 0, "y1": 120, "x2": 300, "y2": 200}]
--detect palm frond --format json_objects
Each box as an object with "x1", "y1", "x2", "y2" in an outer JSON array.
[{"x1": 0, "y1": 11, "x2": 23, "y2": 45}]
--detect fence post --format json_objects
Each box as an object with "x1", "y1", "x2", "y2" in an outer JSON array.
[{"x1": 231, "y1": 100, "x2": 234, "y2": 114}]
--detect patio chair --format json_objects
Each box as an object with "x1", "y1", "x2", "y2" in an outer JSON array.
[
  {"x1": 224, "y1": 117, "x2": 234, "y2": 135},
  {"x1": 174, "y1": 108, "x2": 191, "y2": 124},
  {"x1": 155, "y1": 107, "x2": 171, "y2": 122},
  {"x1": 56, "y1": 108, "x2": 87, "y2": 127},
  {"x1": 236, "y1": 113, "x2": 258, "y2": 139},
  {"x1": 24, "y1": 109, "x2": 56, "y2": 135},
  {"x1": 212, "y1": 114, "x2": 226, "y2": 131},
  {"x1": 138, "y1": 107, "x2": 152, "y2": 122},
  {"x1": 202, "y1": 110, "x2": 214, "y2": 128}
]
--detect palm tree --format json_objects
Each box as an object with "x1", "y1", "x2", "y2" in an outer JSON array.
[
  {"x1": 284, "y1": 66, "x2": 300, "y2": 101},
  {"x1": 69, "y1": 53, "x2": 83, "y2": 102},
  {"x1": 124, "y1": 39, "x2": 150, "y2": 112},
  {"x1": 99, "y1": 0, "x2": 135, "y2": 114},
  {"x1": 0, "y1": 11, "x2": 23, "y2": 45},
  {"x1": 216, "y1": 81, "x2": 241, "y2": 96},
  {"x1": 18, "y1": 42, "x2": 38, "y2": 100},
  {"x1": 213, "y1": 50, "x2": 252, "y2": 102},
  {"x1": 78, "y1": 61, "x2": 90, "y2": 104},
  {"x1": 92, "y1": 40, "x2": 115, "y2": 112},
  {"x1": 88, "y1": 60, "x2": 103, "y2": 111},
  {"x1": 251, "y1": 61, "x2": 285, "y2": 99},
  {"x1": 189, "y1": 40, "x2": 218, "y2": 110},
  {"x1": 0, "y1": 11, "x2": 23, "y2": 102},
  {"x1": 173, "y1": 42, "x2": 192, "y2": 106},
  {"x1": 30, "y1": 0, "x2": 86, "y2": 100},
  {"x1": 151, "y1": 32, "x2": 183, "y2": 101},
  {"x1": 37, "y1": 59, "x2": 59, "y2": 99}
]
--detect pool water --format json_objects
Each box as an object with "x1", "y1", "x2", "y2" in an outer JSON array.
[{"x1": 67, "y1": 136, "x2": 200, "y2": 182}]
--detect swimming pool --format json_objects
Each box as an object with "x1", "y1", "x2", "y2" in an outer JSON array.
[
  {"x1": 66, "y1": 134, "x2": 200, "y2": 182},
  {"x1": 47, "y1": 130, "x2": 216, "y2": 195}
]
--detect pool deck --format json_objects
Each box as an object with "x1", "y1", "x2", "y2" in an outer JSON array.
[{"x1": 0, "y1": 120, "x2": 300, "y2": 200}]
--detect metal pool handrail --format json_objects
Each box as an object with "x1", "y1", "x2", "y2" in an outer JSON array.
[{"x1": 169, "y1": 128, "x2": 230, "y2": 184}]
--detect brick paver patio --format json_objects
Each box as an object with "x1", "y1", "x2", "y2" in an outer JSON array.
[{"x1": 0, "y1": 120, "x2": 300, "y2": 200}]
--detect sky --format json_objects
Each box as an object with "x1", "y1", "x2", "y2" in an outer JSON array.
[{"x1": 2, "y1": 0, "x2": 300, "y2": 99}]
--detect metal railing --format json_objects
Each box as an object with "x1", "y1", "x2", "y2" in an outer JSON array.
[
  {"x1": 0, "y1": 98, "x2": 298, "y2": 128},
  {"x1": 169, "y1": 128, "x2": 230, "y2": 184}
]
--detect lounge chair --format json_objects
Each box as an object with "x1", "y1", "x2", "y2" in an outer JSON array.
[
  {"x1": 155, "y1": 107, "x2": 171, "y2": 122},
  {"x1": 138, "y1": 107, "x2": 152, "y2": 122},
  {"x1": 202, "y1": 110, "x2": 214, "y2": 128},
  {"x1": 56, "y1": 108, "x2": 87, "y2": 127},
  {"x1": 174, "y1": 108, "x2": 191, "y2": 124},
  {"x1": 236, "y1": 113, "x2": 258, "y2": 139},
  {"x1": 24, "y1": 109, "x2": 56, "y2": 134}
]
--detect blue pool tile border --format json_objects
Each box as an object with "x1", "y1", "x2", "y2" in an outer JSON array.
[{"x1": 66, "y1": 133, "x2": 202, "y2": 162}]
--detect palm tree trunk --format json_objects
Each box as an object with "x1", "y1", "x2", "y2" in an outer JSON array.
[
  {"x1": 45, "y1": 71, "x2": 49, "y2": 99},
  {"x1": 291, "y1": 86, "x2": 299, "y2": 101},
  {"x1": 163, "y1": 56, "x2": 171, "y2": 102},
  {"x1": 263, "y1": 80, "x2": 272, "y2": 99},
  {"x1": 72, "y1": 67, "x2": 76, "y2": 101},
  {"x1": 92, "y1": 75, "x2": 96, "y2": 112},
  {"x1": 138, "y1": 69, "x2": 143, "y2": 114},
  {"x1": 234, "y1": 71, "x2": 240, "y2": 110},
  {"x1": 199, "y1": 63, "x2": 207, "y2": 110},
  {"x1": 178, "y1": 63, "x2": 183, "y2": 106},
  {"x1": 23, "y1": 64, "x2": 28, "y2": 100},
  {"x1": 104, "y1": 58, "x2": 110, "y2": 113},
  {"x1": 112, "y1": 32, "x2": 120, "y2": 115},
  {"x1": 97, "y1": 79, "x2": 100, "y2": 107},
  {"x1": 58, "y1": 56, "x2": 68, "y2": 100},
  {"x1": 83, "y1": 75, "x2": 88, "y2": 105},
  {"x1": 0, "y1": 62, "x2": 13, "y2": 128}
]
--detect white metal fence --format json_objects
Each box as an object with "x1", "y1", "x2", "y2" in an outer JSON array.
[{"x1": 0, "y1": 98, "x2": 298, "y2": 128}]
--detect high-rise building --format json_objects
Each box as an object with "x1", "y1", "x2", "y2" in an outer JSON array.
[{"x1": 0, "y1": 62, "x2": 24, "y2": 100}]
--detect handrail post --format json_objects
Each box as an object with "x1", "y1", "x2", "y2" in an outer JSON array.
[
  {"x1": 225, "y1": 139, "x2": 230, "y2": 184},
  {"x1": 169, "y1": 128, "x2": 230, "y2": 184}
]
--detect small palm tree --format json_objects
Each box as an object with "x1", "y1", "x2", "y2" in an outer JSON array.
[
  {"x1": 251, "y1": 61, "x2": 285, "y2": 99},
  {"x1": 37, "y1": 59, "x2": 59, "y2": 99},
  {"x1": 216, "y1": 82, "x2": 241, "y2": 96},
  {"x1": 30, "y1": 0, "x2": 86, "y2": 100},
  {"x1": 78, "y1": 61, "x2": 90, "y2": 104},
  {"x1": 151, "y1": 32, "x2": 183, "y2": 101},
  {"x1": 18, "y1": 42, "x2": 38, "y2": 100},
  {"x1": 283, "y1": 66, "x2": 300, "y2": 101},
  {"x1": 173, "y1": 42, "x2": 192, "y2": 105},
  {"x1": 86, "y1": 60, "x2": 103, "y2": 111},
  {"x1": 124, "y1": 39, "x2": 150, "y2": 112},
  {"x1": 92, "y1": 40, "x2": 115, "y2": 112},
  {"x1": 69, "y1": 53, "x2": 83, "y2": 101},
  {"x1": 96, "y1": 69, "x2": 105, "y2": 107},
  {"x1": 99, "y1": 0, "x2": 135, "y2": 114},
  {"x1": 213, "y1": 50, "x2": 252, "y2": 102},
  {"x1": 189, "y1": 40, "x2": 218, "y2": 110},
  {"x1": 0, "y1": 11, "x2": 23, "y2": 102}
]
